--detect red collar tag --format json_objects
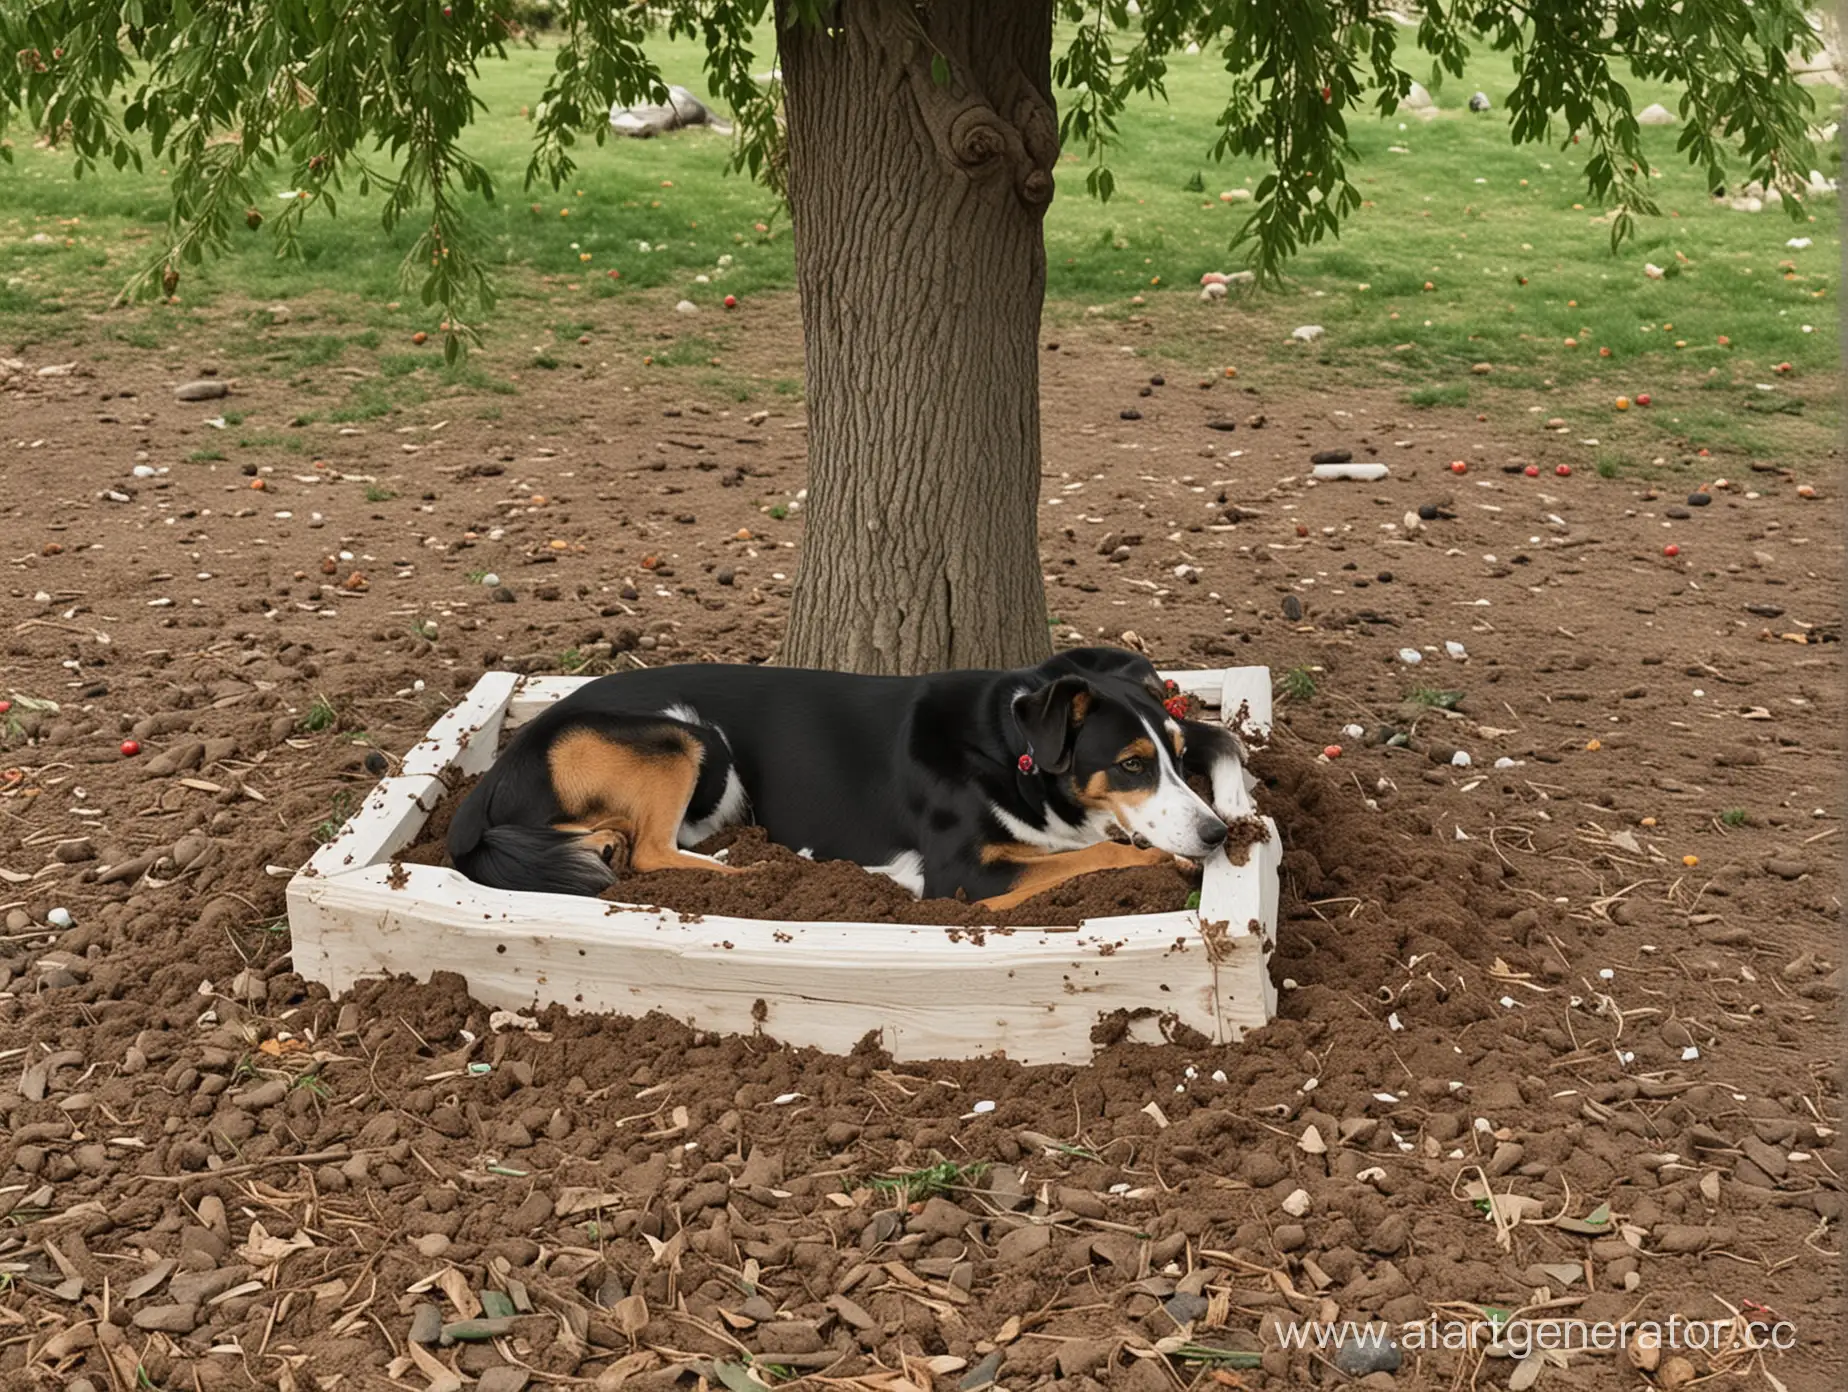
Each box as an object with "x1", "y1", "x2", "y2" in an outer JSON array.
[{"x1": 1017, "y1": 753, "x2": 1036, "y2": 774}]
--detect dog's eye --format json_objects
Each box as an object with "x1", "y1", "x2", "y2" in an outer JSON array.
[{"x1": 1119, "y1": 757, "x2": 1145, "y2": 774}]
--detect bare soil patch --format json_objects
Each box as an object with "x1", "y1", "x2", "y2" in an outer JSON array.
[{"x1": 0, "y1": 297, "x2": 1840, "y2": 1390}]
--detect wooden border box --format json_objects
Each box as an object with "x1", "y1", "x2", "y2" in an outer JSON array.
[{"x1": 286, "y1": 667, "x2": 1280, "y2": 1064}]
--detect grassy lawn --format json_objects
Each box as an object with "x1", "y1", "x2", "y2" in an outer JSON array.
[{"x1": 2, "y1": 23, "x2": 1839, "y2": 458}]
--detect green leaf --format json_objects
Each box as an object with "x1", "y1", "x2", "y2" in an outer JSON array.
[
  {"x1": 712, "y1": 1361, "x2": 763, "y2": 1392},
  {"x1": 930, "y1": 53, "x2": 950, "y2": 88}
]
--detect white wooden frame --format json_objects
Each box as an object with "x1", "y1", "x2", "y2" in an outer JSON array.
[{"x1": 287, "y1": 667, "x2": 1280, "y2": 1064}]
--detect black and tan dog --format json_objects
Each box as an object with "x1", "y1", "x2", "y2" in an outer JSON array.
[{"x1": 448, "y1": 648, "x2": 1252, "y2": 910}]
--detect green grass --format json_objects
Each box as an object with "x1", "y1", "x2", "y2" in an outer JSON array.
[
  {"x1": 866, "y1": 1160, "x2": 989, "y2": 1207},
  {"x1": 1720, "y1": 808, "x2": 1749, "y2": 827},
  {"x1": 1407, "y1": 383, "x2": 1470, "y2": 408},
  {"x1": 0, "y1": 22, "x2": 1836, "y2": 450},
  {"x1": 299, "y1": 694, "x2": 339, "y2": 733},
  {"x1": 1406, "y1": 687, "x2": 1466, "y2": 709},
  {"x1": 1278, "y1": 667, "x2": 1318, "y2": 703},
  {"x1": 363, "y1": 483, "x2": 397, "y2": 503}
]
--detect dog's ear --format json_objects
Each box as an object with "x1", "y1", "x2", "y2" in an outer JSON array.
[{"x1": 1012, "y1": 675, "x2": 1093, "y2": 774}]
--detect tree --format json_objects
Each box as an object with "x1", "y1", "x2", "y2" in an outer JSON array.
[{"x1": 2, "y1": 1, "x2": 1823, "y2": 673}]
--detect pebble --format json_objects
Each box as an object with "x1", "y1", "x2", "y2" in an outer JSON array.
[
  {"x1": 1398, "y1": 648, "x2": 1423, "y2": 665},
  {"x1": 1310, "y1": 449, "x2": 1353, "y2": 464},
  {"x1": 480, "y1": 572, "x2": 500, "y2": 587},
  {"x1": 1281, "y1": 595, "x2": 1303, "y2": 621},
  {"x1": 1334, "y1": 1331, "x2": 1404, "y2": 1376},
  {"x1": 175, "y1": 380, "x2": 229, "y2": 401},
  {"x1": 47, "y1": 907, "x2": 74, "y2": 929},
  {"x1": 1120, "y1": 409, "x2": 1142, "y2": 420},
  {"x1": 408, "y1": 1304, "x2": 444, "y2": 1344},
  {"x1": 1417, "y1": 504, "x2": 1440, "y2": 521},
  {"x1": 959, "y1": 1350, "x2": 1004, "y2": 1391},
  {"x1": 1162, "y1": 1291, "x2": 1210, "y2": 1325},
  {"x1": 133, "y1": 1304, "x2": 200, "y2": 1334},
  {"x1": 1687, "y1": 492, "x2": 1713, "y2": 507},
  {"x1": 475, "y1": 1371, "x2": 530, "y2": 1392}
]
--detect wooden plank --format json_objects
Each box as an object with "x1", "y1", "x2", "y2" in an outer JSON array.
[
  {"x1": 1217, "y1": 665, "x2": 1273, "y2": 739},
  {"x1": 301, "y1": 776, "x2": 445, "y2": 881},
  {"x1": 505, "y1": 675, "x2": 589, "y2": 730},
  {"x1": 399, "y1": 671, "x2": 518, "y2": 779},
  {"x1": 286, "y1": 863, "x2": 1267, "y2": 1065}
]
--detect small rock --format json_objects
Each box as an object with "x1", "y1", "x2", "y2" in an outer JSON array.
[
  {"x1": 1161, "y1": 1292, "x2": 1210, "y2": 1327},
  {"x1": 475, "y1": 1371, "x2": 530, "y2": 1392},
  {"x1": 1273, "y1": 1224, "x2": 1308, "y2": 1252},
  {"x1": 133, "y1": 1304, "x2": 199, "y2": 1335},
  {"x1": 408, "y1": 1304, "x2": 444, "y2": 1344},
  {"x1": 959, "y1": 1350, "x2": 1004, "y2": 1391},
  {"x1": 996, "y1": 1223, "x2": 1052, "y2": 1264},
  {"x1": 1334, "y1": 1329, "x2": 1403, "y2": 1376},
  {"x1": 1311, "y1": 449, "x2": 1352, "y2": 465},
  {"x1": 1763, "y1": 858, "x2": 1807, "y2": 880},
  {"x1": 175, "y1": 380, "x2": 229, "y2": 401},
  {"x1": 1687, "y1": 492, "x2": 1713, "y2": 507},
  {"x1": 1291, "y1": 324, "x2": 1325, "y2": 343},
  {"x1": 1282, "y1": 595, "x2": 1303, "y2": 621}
]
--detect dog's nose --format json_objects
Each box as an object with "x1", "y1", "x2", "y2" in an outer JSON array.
[{"x1": 1199, "y1": 819, "x2": 1228, "y2": 848}]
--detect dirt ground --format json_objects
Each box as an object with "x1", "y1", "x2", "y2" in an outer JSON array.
[{"x1": 1, "y1": 299, "x2": 1842, "y2": 1392}]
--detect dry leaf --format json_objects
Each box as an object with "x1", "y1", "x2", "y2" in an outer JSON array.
[
  {"x1": 407, "y1": 1341, "x2": 463, "y2": 1392},
  {"x1": 238, "y1": 1220, "x2": 314, "y2": 1267},
  {"x1": 613, "y1": 1291, "x2": 649, "y2": 1340},
  {"x1": 435, "y1": 1266, "x2": 480, "y2": 1320},
  {"x1": 594, "y1": 1350, "x2": 659, "y2": 1389},
  {"x1": 555, "y1": 1187, "x2": 626, "y2": 1217}
]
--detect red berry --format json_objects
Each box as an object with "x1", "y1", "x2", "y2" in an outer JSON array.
[
  {"x1": 1636, "y1": 392, "x2": 1651, "y2": 406},
  {"x1": 1556, "y1": 464, "x2": 1572, "y2": 477},
  {"x1": 1322, "y1": 745, "x2": 1343, "y2": 759},
  {"x1": 1523, "y1": 465, "x2": 1540, "y2": 477},
  {"x1": 1663, "y1": 544, "x2": 1680, "y2": 557},
  {"x1": 723, "y1": 294, "x2": 737, "y2": 308},
  {"x1": 1450, "y1": 460, "x2": 1468, "y2": 475},
  {"x1": 0, "y1": 700, "x2": 9, "y2": 714},
  {"x1": 120, "y1": 740, "x2": 141, "y2": 756}
]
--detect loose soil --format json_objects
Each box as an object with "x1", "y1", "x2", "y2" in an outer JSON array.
[
  {"x1": 393, "y1": 764, "x2": 1258, "y2": 927},
  {"x1": 1, "y1": 297, "x2": 1841, "y2": 1392}
]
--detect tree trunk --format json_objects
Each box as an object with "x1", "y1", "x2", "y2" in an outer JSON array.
[{"x1": 775, "y1": 0, "x2": 1058, "y2": 675}]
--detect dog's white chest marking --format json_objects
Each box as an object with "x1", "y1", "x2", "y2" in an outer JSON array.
[{"x1": 991, "y1": 802, "x2": 1115, "y2": 852}]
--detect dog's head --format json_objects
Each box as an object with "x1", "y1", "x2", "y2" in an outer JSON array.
[{"x1": 1011, "y1": 651, "x2": 1228, "y2": 858}]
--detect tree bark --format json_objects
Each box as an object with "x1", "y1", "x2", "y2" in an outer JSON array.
[{"x1": 775, "y1": 0, "x2": 1058, "y2": 675}]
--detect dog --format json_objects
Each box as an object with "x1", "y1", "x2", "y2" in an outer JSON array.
[{"x1": 447, "y1": 647, "x2": 1253, "y2": 911}]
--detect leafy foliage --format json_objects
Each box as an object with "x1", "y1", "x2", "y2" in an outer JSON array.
[{"x1": 0, "y1": 0, "x2": 1822, "y2": 357}]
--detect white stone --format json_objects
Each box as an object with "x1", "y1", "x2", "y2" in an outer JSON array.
[
  {"x1": 1401, "y1": 81, "x2": 1435, "y2": 110},
  {"x1": 1291, "y1": 324, "x2": 1325, "y2": 343},
  {"x1": 1281, "y1": 1188, "x2": 1312, "y2": 1216},
  {"x1": 674, "y1": 299, "x2": 698, "y2": 314},
  {"x1": 1637, "y1": 102, "x2": 1677, "y2": 126},
  {"x1": 47, "y1": 907, "x2": 73, "y2": 929}
]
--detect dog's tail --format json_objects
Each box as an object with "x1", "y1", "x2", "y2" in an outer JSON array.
[{"x1": 449, "y1": 823, "x2": 615, "y2": 896}]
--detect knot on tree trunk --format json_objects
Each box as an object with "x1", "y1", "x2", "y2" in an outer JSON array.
[{"x1": 903, "y1": 31, "x2": 1058, "y2": 211}]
